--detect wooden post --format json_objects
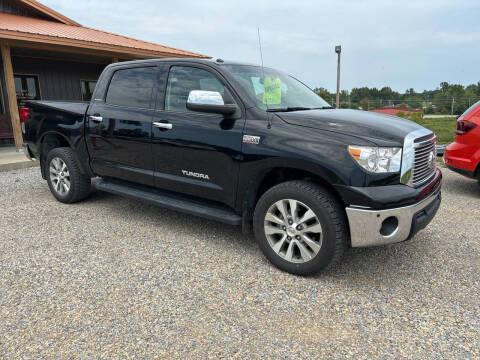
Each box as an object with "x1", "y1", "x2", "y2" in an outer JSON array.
[{"x1": 1, "y1": 43, "x2": 22, "y2": 149}]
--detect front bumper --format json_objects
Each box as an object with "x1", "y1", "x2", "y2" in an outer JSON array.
[
  {"x1": 444, "y1": 162, "x2": 475, "y2": 178},
  {"x1": 345, "y1": 180, "x2": 441, "y2": 247}
]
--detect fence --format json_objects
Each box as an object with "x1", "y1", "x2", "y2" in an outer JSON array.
[{"x1": 328, "y1": 97, "x2": 480, "y2": 115}]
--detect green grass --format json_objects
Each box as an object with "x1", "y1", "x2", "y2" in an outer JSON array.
[
  {"x1": 437, "y1": 158, "x2": 446, "y2": 168},
  {"x1": 409, "y1": 117, "x2": 456, "y2": 144}
]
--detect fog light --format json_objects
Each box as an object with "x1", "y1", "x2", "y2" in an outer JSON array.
[{"x1": 380, "y1": 216, "x2": 399, "y2": 237}]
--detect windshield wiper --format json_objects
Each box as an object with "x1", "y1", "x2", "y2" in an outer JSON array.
[
  {"x1": 266, "y1": 106, "x2": 334, "y2": 112},
  {"x1": 266, "y1": 107, "x2": 312, "y2": 112}
]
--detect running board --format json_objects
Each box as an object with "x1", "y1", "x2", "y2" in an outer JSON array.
[{"x1": 94, "y1": 177, "x2": 242, "y2": 226}]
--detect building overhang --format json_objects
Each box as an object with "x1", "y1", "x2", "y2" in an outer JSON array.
[
  {"x1": 0, "y1": 29, "x2": 206, "y2": 60},
  {"x1": 0, "y1": 12, "x2": 209, "y2": 60},
  {"x1": 18, "y1": 0, "x2": 81, "y2": 26}
]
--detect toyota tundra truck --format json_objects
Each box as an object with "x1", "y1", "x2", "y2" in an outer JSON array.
[{"x1": 21, "y1": 58, "x2": 442, "y2": 275}]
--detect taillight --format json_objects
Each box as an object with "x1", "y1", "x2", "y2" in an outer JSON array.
[
  {"x1": 20, "y1": 107, "x2": 30, "y2": 123},
  {"x1": 456, "y1": 119, "x2": 477, "y2": 135}
]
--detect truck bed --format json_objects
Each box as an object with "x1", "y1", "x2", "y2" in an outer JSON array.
[
  {"x1": 26, "y1": 100, "x2": 89, "y2": 116},
  {"x1": 23, "y1": 100, "x2": 90, "y2": 163}
]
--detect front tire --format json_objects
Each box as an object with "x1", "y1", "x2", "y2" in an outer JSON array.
[
  {"x1": 253, "y1": 180, "x2": 348, "y2": 275},
  {"x1": 46, "y1": 147, "x2": 91, "y2": 203}
]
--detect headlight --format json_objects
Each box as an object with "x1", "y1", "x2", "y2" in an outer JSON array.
[{"x1": 348, "y1": 146, "x2": 402, "y2": 173}]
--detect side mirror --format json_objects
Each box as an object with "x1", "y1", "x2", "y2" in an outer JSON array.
[{"x1": 186, "y1": 90, "x2": 237, "y2": 115}]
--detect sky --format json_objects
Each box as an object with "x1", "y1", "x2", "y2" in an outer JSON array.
[{"x1": 43, "y1": 0, "x2": 480, "y2": 93}]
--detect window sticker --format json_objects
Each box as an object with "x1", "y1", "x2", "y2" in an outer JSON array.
[{"x1": 263, "y1": 77, "x2": 282, "y2": 105}]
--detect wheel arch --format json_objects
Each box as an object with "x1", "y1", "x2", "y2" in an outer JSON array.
[
  {"x1": 240, "y1": 163, "x2": 346, "y2": 231},
  {"x1": 38, "y1": 131, "x2": 75, "y2": 179}
]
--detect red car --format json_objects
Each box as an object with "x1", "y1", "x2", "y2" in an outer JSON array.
[{"x1": 444, "y1": 100, "x2": 480, "y2": 184}]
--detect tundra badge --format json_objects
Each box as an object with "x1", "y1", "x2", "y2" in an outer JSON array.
[{"x1": 182, "y1": 170, "x2": 210, "y2": 180}]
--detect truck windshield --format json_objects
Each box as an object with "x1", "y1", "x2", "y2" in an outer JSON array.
[{"x1": 223, "y1": 65, "x2": 331, "y2": 111}]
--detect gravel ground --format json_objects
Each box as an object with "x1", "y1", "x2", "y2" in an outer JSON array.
[{"x1": 0, "y1": 166, "x2": 479, "y2": 359}]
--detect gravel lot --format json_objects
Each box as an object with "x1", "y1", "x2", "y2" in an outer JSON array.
[{"x1": 0, "y1": 166, "x2": 479, "y2": 359}]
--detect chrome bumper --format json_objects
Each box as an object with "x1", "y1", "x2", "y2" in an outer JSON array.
[{"x1": 345, "y1": 186, "x2": 441, "y2": 247}]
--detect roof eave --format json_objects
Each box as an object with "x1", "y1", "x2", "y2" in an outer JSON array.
[
  {"x1": 19, "y1": 0, "x2": 81, "y2": 26},
  {"x1": 0, "y1": 29, "x2": 210, "y2": 59}
]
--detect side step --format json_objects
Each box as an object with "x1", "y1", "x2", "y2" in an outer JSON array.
[{"x1": 94, "y1": 177, "x2": 242, "y2": 226}]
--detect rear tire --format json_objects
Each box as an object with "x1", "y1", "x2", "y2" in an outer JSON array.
[
  {"x1": 253, "y1": 180, "x2": 348, "y2": 275},
  {"x1": 46, "y1": 147, "x2": 91, "y2": 203}
]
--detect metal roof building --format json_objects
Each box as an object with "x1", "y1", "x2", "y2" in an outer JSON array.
[{"x1": 0, "y1": 0, "x2": 208, "y2": 148}]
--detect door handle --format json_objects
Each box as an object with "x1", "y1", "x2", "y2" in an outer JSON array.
[
  {"x1": 153, "y1": 121, "x2": 173, "y2": 130},
  {"x1": 89, "y1": 115, "x2": 103, "y2": 122}
]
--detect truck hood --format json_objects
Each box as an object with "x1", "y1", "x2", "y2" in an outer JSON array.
[{"x1": 276, "y1": 109, "x2": 425, "y2": 146}]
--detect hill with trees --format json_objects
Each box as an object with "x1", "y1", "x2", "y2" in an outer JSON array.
[{"x1": 315, "y1": 81, "x2": 480, "y2": 115}]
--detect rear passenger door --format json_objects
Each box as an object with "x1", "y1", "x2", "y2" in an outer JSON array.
[{"x1": 86, "y1": 65, "x2": 159, "y2": 186}]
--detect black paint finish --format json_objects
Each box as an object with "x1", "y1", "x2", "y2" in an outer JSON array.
[
  {"x1": 24, "y1": 58, "x2": 440, "y2": 221},
  {"x1": 151, "y1": 110, "x2": 245, "y2": 207},
  {"x1": 277, "y1": 108, "x2": 419, "y2": 146},
  {"x1": 22, "y1": 100, "x2": 91, "y2": 178},
  {"x1": 85, "y1": 102, "x2": 155, "y2": 186}
]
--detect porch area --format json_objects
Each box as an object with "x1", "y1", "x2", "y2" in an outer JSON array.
[
  {"x1": 0, "y1": 44, "x2": 113, "y2": 148},
  {"x1": 0, "y1": 146, "x2": 37, "y2": 172}
]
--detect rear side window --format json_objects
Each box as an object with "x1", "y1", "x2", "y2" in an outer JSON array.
[{"x1": 106, "y1": 67, "x2": 157, "y2": 109}]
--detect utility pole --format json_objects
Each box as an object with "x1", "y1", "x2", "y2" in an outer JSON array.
[
  {"x1": 335, "y1": 45, "x2": 341, "y2": 109},
  {"x1": 451, "y1": 97, "x2": 455, "y2": 115}
]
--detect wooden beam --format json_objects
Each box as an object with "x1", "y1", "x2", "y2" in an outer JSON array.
[{"x1": 1, "y1": 43, "x2": 22, "y2": 149}]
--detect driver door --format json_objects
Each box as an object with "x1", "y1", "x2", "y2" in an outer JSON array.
[{"x1": 151, "y1": 64, "x2": 245, "y2": 207}]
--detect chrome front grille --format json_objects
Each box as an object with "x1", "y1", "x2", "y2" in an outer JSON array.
[{"x1": 412, "y1": 134, "x2": 437, "y2": 186}]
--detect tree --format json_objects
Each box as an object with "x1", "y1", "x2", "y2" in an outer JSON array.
[
  {"x1": 440, "y1": 82, "x2": 449, "y2": 93},
  {"x1": 340, "y1": 89, "x2": 349, "y2": 103},
  {"x1": 360, "y1": 98, "x2": 369, "y2": 110},
  {"x1": 312, "y1": 81, "x2": 480, "y2": 115},
  {"x1": 314, "y1": 87, "x2": 332, "y2": 104},
  {"x1": 380, "y1": 86, "x2": 396, "y2": 101},
  {"x1": 405, "y1": 88, "x2": 416, "y2": 96}
]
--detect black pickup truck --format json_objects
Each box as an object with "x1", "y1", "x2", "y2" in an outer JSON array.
[{"x1": 22, "y1": 58, "x2": 442, "y2": 275}]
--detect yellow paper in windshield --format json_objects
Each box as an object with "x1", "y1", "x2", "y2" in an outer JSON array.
[{"x1": 263, "y1": 77, "x2": 282, "y2": 105}]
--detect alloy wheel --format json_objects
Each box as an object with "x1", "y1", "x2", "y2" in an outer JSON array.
[
  {"x1": 264, "y1": 199, "x2": 323, "y2": 263},
  {"x1": 49, "y1": 157, "x2": 71, "y2": 196}
]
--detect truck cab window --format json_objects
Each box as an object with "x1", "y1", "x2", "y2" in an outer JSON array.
[
  {"x1": 81, "y1": 80, "x2": 97, "y2": 101},
  {"x1": 165, "y1": 66, "x2": 228, "y2": 112},
  {"x1": 105, "y1": 67, "x2": 157, "y2": 109}
]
